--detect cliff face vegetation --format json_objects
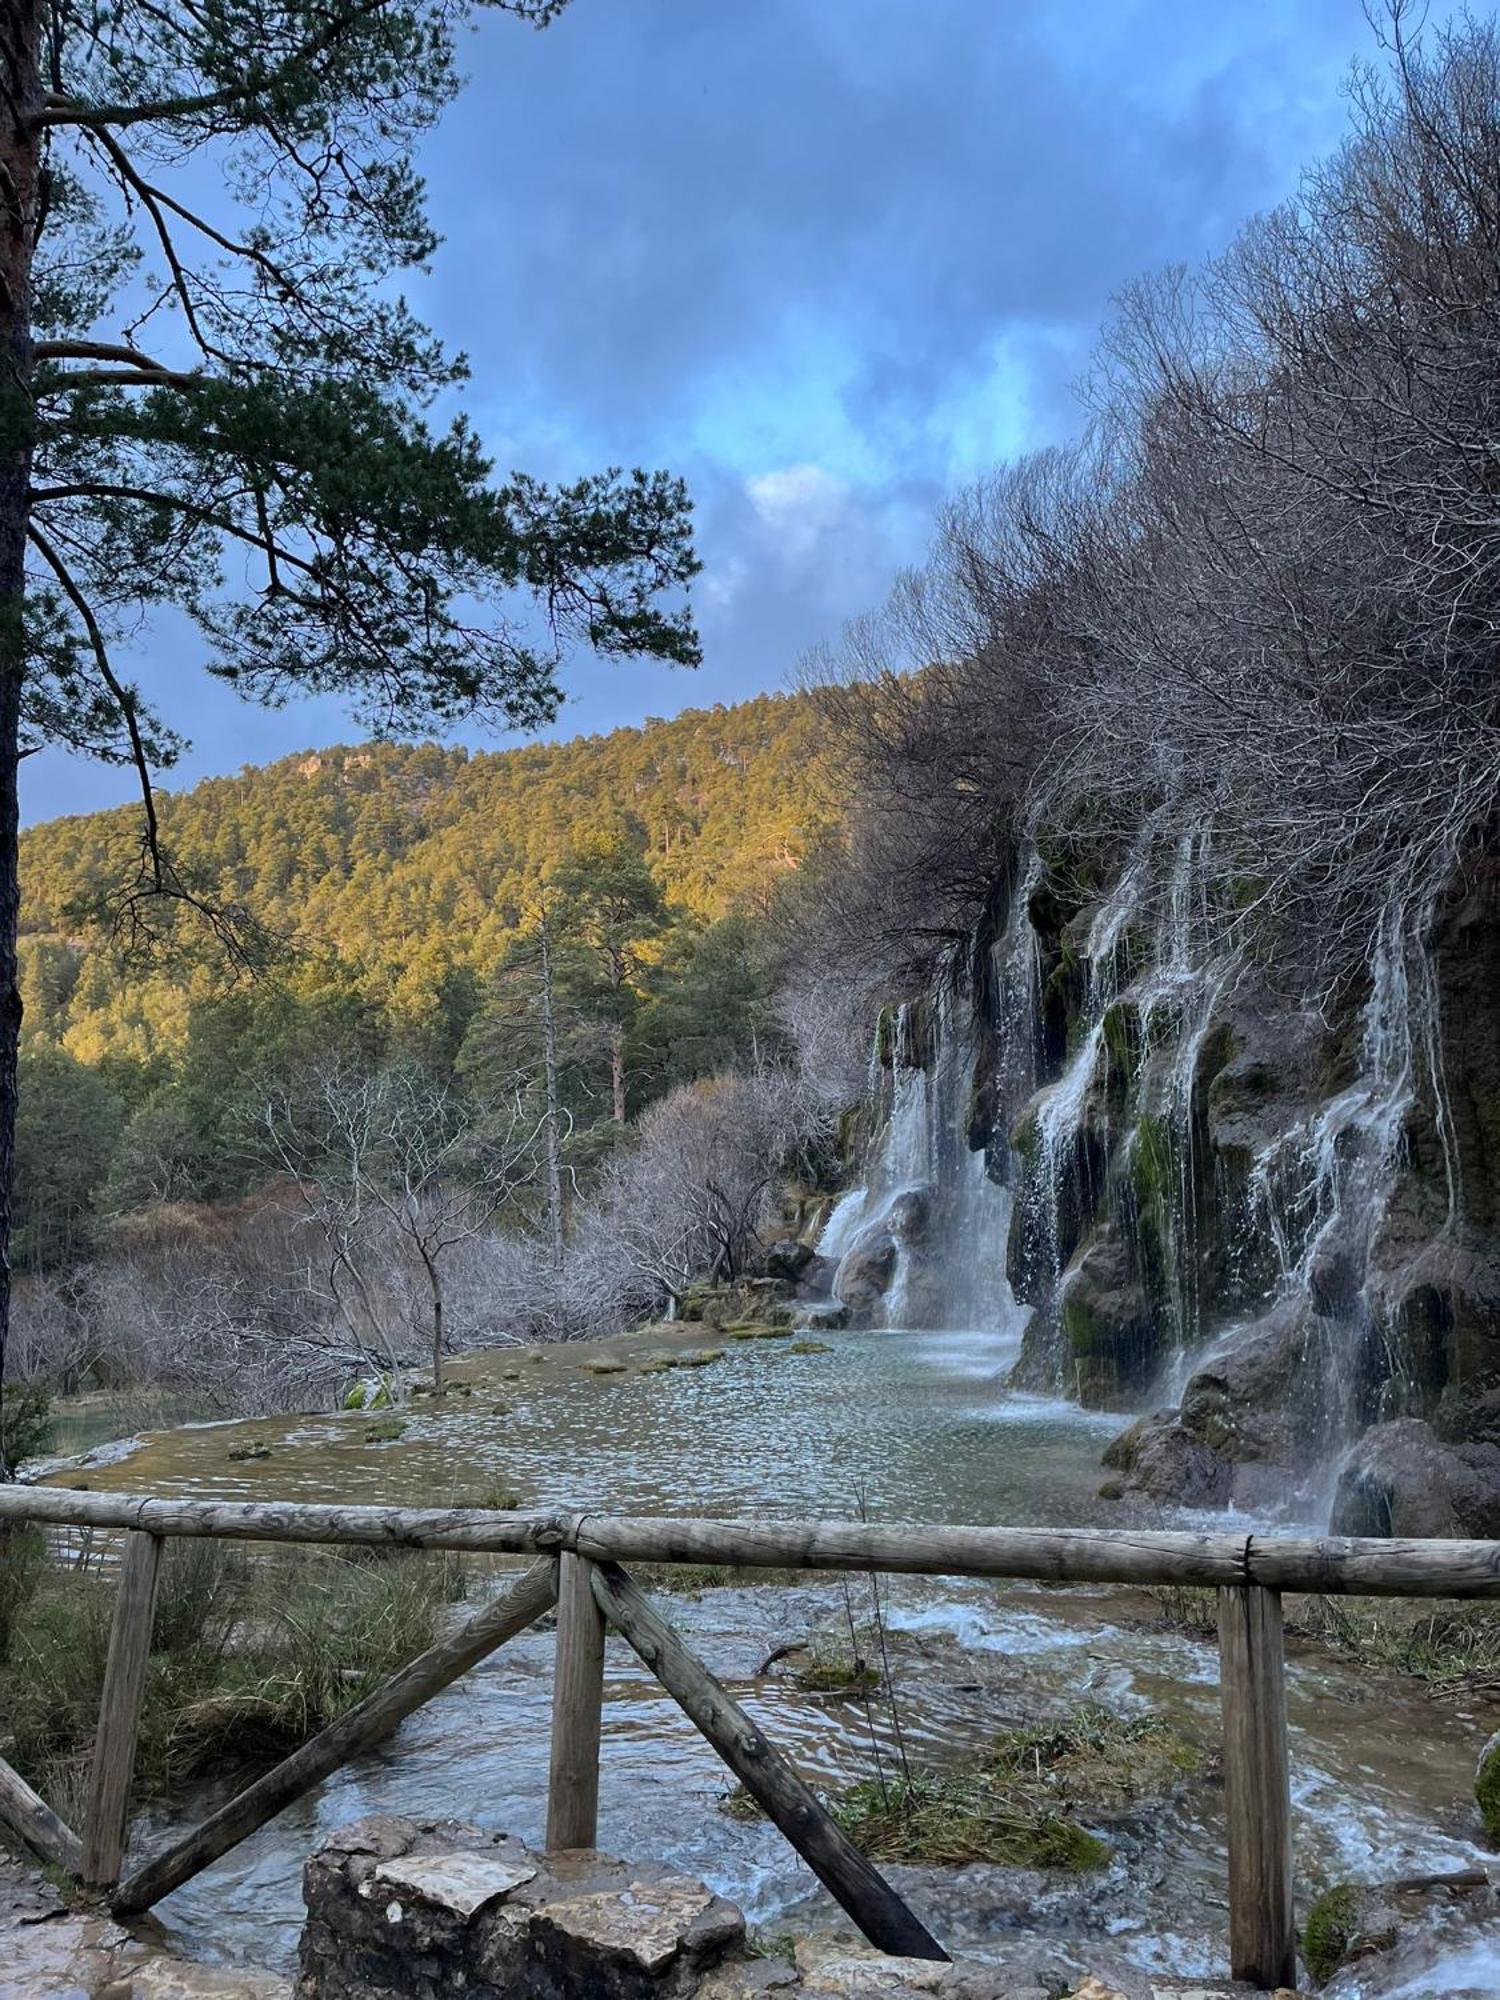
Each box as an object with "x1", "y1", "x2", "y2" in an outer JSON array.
[{"x1": 798, "y1": 16, "x2": 1500, "y2": 1533}]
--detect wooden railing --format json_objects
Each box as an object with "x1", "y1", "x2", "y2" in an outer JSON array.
[{"x1": 3, "y1": 1487, "x2": 1499, "y2": 1990}]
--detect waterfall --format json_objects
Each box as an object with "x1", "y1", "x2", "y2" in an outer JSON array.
[
  {"x1": 820, "y1": 820, "x2": 1462, "y2": 1522},
  {"x1": 818, "y1": 986, "x2": 1028, "y2": 1337}
]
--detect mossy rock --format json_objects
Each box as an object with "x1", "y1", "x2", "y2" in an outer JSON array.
[
  {"x1": 228, "y1": 1443, "x2": 272, "y2": 1462},
  {"x1": 1101, "y1": 999, "x2": 1142, "y2": 1093},
  {"x1": 788, "y1": 1338, "x2": 832, "y2": 1355},
  {"x1": 1303, "y1": 1883, "x2": 1363, "y2": 1985},
  {"x1": 1477, "y1": 1730, "x2": 1500, "y2": 1842},
  {"x1": 678, "y1": 1347, "x2": 725, "y2": 1367},
  {"x1": 725, "y1": 1321, "x2": 792, "y2": 1341},
  {"x1": 793, "y1": 1647, "x2": 880, "y2": 1694},
  {"x1": 581, "y1": 1356, "x2": 628, "y2": 1375},
  {"x1": 1009, "y1": 1104, "x2": 1041, "y2": 1163},
  {"x1": 362, "y1": 1419, "x2": 407, "y2": 1444},
  {"x1": 343, "y1": 1378, "x2": 392, "y2": 1412}
]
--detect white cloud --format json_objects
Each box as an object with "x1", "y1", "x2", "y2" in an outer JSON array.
[{"x1": 746, "y1": 464, "x2": 851, "y2": 557}]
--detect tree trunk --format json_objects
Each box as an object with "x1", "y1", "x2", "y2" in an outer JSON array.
[
  {"x1": 538, "y1": 905, "x2": 565, "y2": 1273},
  {"x1": 0, "y1": 1, "x2": 42, "y2": 1480},
  {"x1": 609, "y1": 1025, "x2": 626, "y2": 1127}
]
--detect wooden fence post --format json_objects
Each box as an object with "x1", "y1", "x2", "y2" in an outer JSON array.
[
  {"x1": 547, "y1": 1551, "x2": 606, "y2": 1849},
  {"x1": 591, "y1": 1559, "x2": 948, "y2": 1963},
  {"x1": 82, "y1": 1529, "x2": 164, "y2": 1889},
  {"x1": 1218, "y1": 1583, "x2": 1295, "y2": 1990},
  {"x1": 114, "y1": 1555, "x2": 557, "y2": 1916}
]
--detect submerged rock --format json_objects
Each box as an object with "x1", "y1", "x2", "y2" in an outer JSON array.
[{"x1": 1330, "y1": 1417, "x2": 1500, "y2": 1538}]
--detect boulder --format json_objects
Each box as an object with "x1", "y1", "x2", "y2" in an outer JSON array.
[
  {"x1": 793, "y1": 1253, "x2": 839, "y2": 1298},
  {"x1": 833, "y1": 1231, "x2": 897, "y2": 1315},
  {"x1": 1102, "y1": 1411, "x2": 1232, "y2": 1510},
  {"x1": 763, "y1": 1239, "x2": 815, "y2": 1283},
  {"x1": 884, "y1": 1189, "x2": 933, "y2": 1246},
  {"x1": 1330, "y1": 1418, "x2": 1500, "y2": 1538},
  {"x1": 297, "y1": 1816, "x2": 744, "y2": 2000}
]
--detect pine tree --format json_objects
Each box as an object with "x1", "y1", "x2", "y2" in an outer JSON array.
[{"x1": 0, "y1": 0, "x2": 701, "y2": 1467}]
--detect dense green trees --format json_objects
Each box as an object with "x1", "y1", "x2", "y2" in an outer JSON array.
[
  {"x1": 8, "y1": 695, "x2": 825, "y2": 1271},
  {"x1": 20, "y1": 695, "x2": 829, "y2": 1062}
]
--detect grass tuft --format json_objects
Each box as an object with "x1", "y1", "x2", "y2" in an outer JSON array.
[{"x1": 0, "y1": 1538, "x2": 464, "y2": 1816}]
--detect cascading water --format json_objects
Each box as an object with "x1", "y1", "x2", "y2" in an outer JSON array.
[
  {"x1": 819, "y1": 990, "x2": 1026, "y2": 1338},
  {"x1": 821, "y1": 820, "x2": 1466, "y2": 1527}
]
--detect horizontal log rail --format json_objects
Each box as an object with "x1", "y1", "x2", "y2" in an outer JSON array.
[
  {"x1": 6, "y1": 1484, "x2": 1500, "y2": 1594},
  {"x1": 5, "y1": 1483, "x2": 1500, "y2": 1989}
]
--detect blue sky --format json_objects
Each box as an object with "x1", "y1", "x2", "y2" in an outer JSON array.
[{"x1": 24, "y1": 0, "x2": 1481, "y2": 822}]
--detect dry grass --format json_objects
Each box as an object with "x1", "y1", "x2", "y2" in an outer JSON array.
[{"x1": 0, "y1": 1535, "x2": 466, "y2": 1817}]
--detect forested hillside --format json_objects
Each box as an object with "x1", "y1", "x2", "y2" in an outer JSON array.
[{"x1": 20, "y1": 692, "x2": 829, "y2": 1063}]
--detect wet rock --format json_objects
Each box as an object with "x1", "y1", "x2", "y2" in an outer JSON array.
[
  {"x1": 799, "y1": 1296, "x2": 851, "y2": 1330},
  {"x1": 764, "y1": 1239, "x2": 815, "y2": 1283},
  {"x1": 833, "y1": 1231, "x2": 897, "y2": 1315},
  {"x1": 698, "y1": 1937, "x2": 1053, "y2": 2000},
  {"x1": 1178, "y1": 1307, "x2": 1324, "y2": 1466},
  {"x1": 0, "y1": 1848, "x2": 290, "y2": 2000},
  {"x1": 1320, "y1": 1874, "x2": 1500, "y2": 1999},
  {"x1": 297, "y1": 1814, "x2": 744, "y2": 2000},
  {"x1": 1329, "y1": 1417, "x2": 1500, "y2": 1538},
  {"x1": 884, "y1": 1190, "x2": 933, "y2": 1246},
  {"x1": 794, "y1": 1255, "x2": 839, "y2": 1298},
  {"x1": 1059, "y1": 1226, "x2": 1163, "y2": 1407},
  {"x1": 1103, "y1": 1411, "x2": 1232, "y2": 1510}
]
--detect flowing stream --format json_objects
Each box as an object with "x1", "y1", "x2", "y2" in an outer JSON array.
[{"x1": 44, "y1": 1327, "x2": 1500, "y2": 1992}]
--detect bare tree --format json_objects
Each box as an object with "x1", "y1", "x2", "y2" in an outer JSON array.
[{"x1": 257, "y1": 1057, "x2": 545, "y2": 1390}]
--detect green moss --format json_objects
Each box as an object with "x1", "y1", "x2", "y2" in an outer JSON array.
[
  {"x1": 1130, "y1": 1113, "x2": 1175, "y2": 1210},
  {"x1": 677, "y1": 1347, "x2": 725, "y2": 1367},
  {"x1": 1303, "y1": 1883, "x2": 1361, "y2": 1985},
  {"x1": 1101, "y1": 1000, "x2": 1141, "y2": 1090},
  {"x1": 362, "y1": 1418, "x2": 407, "y2": 1443},
  {"x1": 1010, "y1": 1107, "x2": 1040, "y2": 1163},
  {"x1": 581, "y1": 1356, "x2": 628, "y2": 1374},
  {"x1": 788, "y1": 1338, "x2": 832, "y2": 1355},
  {"x1": 1478, "y1": 1737, "x2": 1500, "y2": 1843},
  {"x1": 227, "y1": 1443, "x2": 272, "y2": 1462}
]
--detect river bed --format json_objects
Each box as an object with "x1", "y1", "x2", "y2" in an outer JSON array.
[{"x1": 41, "y1": 1325, "x2": 1500, "y2": 1991}]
